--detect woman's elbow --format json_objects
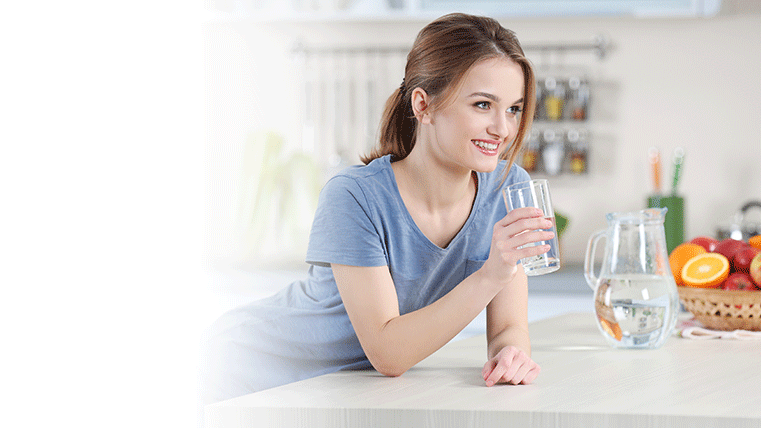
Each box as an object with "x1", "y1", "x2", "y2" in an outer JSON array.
[
  {"x1": 367, "y1": 352, "x2": 408, "y2": 377},
  {"x1": 375, "y1": 364, "x2": 406, "y2": 378}
]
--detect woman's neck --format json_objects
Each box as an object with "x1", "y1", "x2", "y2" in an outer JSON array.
[
  {"x1": 392, "y1": 151, "x2": 476, "y2": 213},
  {"x1": 391, "y1": 151, "x2": 477, "y2": 248}
]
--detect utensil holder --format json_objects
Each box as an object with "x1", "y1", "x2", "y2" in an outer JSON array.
[{"x1": 648, "y1": 195, "x2": 684, "y2": 254}]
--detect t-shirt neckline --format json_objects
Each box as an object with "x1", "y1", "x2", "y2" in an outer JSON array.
[{"x1": 383, "y1": 155, "x2": 483, "y2": 252}]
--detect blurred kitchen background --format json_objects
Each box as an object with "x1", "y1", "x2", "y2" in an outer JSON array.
[{"x1": 202, "y1": 0, "x2": 761, "y2": 330}]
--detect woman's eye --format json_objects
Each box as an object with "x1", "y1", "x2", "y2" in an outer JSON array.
[
  {"x1": 475, "y1": 101, "x2": 490, "y2": 110},
  {"x1": 508, "y1": 106, "x2": 523, "y2": 115}
]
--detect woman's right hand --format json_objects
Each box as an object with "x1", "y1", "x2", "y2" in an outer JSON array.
[{"x1": 479, "y1": 207, "x2": 555, "y2": 289}]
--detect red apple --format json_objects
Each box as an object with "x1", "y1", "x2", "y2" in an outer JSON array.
[
  {"x1": 733, "y1": 246, "x2": 760, "y2": 274},
  {"x1": 750, "y1": 253, "x2": 761, "y2": 286},
  {"x1": 713, "y1": 238, "x2": 747, "y2": 265},
  {"x1": 689, "y1": 236, "x2": 719, "y2": 252},
  {"x1": 722, "y1": 272, "x2": 759, "y2": 291}
]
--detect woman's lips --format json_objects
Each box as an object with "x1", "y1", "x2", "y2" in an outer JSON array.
[{"x1": 472, "y1": 139, "x2": 500, "y2": 155}]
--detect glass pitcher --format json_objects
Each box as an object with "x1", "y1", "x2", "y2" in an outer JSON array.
[{"x1": 584, "y1": 208, "x2": 679, "y2": 349}]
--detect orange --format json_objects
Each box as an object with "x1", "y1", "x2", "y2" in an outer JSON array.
[
  {"x1": 598, "y1": 316, "x2": 622, "y2": 341},
  {"x1": 681, "y1": 253, "x2": 730, "y2": 288},
  {"x1": 749, "y1": 235, "x2": 761, "y2": 251},
  {"x1": 668, "y1": 243, "x2": 706, "y2": 286}
]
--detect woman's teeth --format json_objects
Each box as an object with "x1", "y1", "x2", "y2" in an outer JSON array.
[{"x1": 474, "y1": 140, "x2": 498, "y2": 150}]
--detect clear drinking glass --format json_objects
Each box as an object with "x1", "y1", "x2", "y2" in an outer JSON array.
[{"x1": 503, "y1": 179, "x2": 561, "y2": 276}]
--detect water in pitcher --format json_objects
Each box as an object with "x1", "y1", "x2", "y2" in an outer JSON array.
[{"x1": 593, "y1": 274, "x2": 678, "y2": 349}]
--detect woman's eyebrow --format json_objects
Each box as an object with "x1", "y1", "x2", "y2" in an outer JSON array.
[
  {"x1": 468, "y1": 91, "x2": 500, "y2": 102},
  {"x1": 468, "y1": 92, "x2": 524, "y2": 105}
]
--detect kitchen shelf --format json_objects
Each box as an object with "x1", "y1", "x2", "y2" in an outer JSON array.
[
  {"x1": 206, "y1": 10, "x2": 430, "y2": 24},
  {"x1": 205, "y1": 0, "x2": 424, "y2": 24},
  {"x1": 206, "y1": 0, "x2": 721, "y2": 23}
]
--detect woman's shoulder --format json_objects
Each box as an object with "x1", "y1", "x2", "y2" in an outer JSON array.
[
  {"x1": 504, "y1": 162, "x2": 531, "y2": 185},
  {"x1": 319, "y1": 155, "x2": 394, "y2": 200},
  {"x1": 325, "y1": 156, "x2": 393, "y2": 187}
]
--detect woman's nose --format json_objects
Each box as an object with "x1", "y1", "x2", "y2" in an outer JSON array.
[{"x1": 488, "y1": 113, "x2": 510, "y2": 141}]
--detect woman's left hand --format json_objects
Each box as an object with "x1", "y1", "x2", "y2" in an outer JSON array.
[{"x1": 482, "y1": 346, "x2": 540, "y2": 386}]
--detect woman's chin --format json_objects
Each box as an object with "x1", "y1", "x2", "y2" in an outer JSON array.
[{"x1": 471, "y1": 158, "x2": 500, "y2": 173}]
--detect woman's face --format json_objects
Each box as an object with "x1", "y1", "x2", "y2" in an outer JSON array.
[{"x1": 421, "y1": 57, "x2": 525, "y2": 174}]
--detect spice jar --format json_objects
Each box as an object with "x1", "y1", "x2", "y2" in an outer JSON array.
[
  {"x1": 567, "y1": 128, "x2": 589, "y2": 174},
  {"x1": 521, "y1": 128, "x2": 541, "y2": 172},
  {"x1": 543, "y1": 77, "x2": 565, "y2": 122},
  {"x1": 542, "y1": 129, "x2": 565, "y2": 175},
  {"x1": 567, "y1": 76, "x2": 589, "y2": 121}
]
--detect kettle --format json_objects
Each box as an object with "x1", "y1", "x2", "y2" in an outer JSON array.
[{"x1": 716, "y1": 201, "x2": 761, "y2": 241}]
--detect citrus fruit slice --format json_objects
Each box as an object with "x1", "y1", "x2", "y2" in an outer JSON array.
[
  {"x1": 598, "y1": 316, "x2": 623, "y2": 341},
  {"x1": 668, "y1": 243, "x2": 707, "y2": 286},
  {"x1": 681, "y1": 253, "x2": 730, "y2": 288},
  {"x1": 749, "y1": 235, "x2": 761, "y2": 251}
]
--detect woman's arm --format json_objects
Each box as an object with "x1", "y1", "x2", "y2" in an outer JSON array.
[
  {"x1": 486, "y1": 268, "x2": 531, "y2": 358},
  {"x1": 332, "y1": 207, "x2": 552, "y2": 377},
  {"x1": 482, "y1": 268, "x2": 541, "y2": 386},
  {"x1": 332, "y1": 262, "x2": 499, "y2": 377}
]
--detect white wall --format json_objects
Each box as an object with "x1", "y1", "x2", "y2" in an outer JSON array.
[{"x1": 205, "y1": 12, "x2": 761, "y2": 268}]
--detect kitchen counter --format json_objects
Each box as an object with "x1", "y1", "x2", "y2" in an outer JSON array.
[{"x1": 205, "y1": 313, "x2": 761, "y2": 428}]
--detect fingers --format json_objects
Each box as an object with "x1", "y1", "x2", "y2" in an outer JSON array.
[
  {"x1": 481, "y1": 360, "x2": 494, "y2": 380},
  {"x1": 482, "y1": 208, "x2": 555, "y2": 286},
  {"x1": 507, "y1": 218, "x2": 554, "y2": 241},
  {"x1": 482, "y1": 347, "x2": 541, "y2": 386},
  {"x1": 496, "y1": 209, "x2": 554, "y2": 244},
  {"x1": 511, "y1": 233, "x2": 554, "y2": 255},
  {"x1": 484, "y1": 359, "x2": 506, "y2": 387},
  {"x1": 521, "y1": 365, "x2": 541, "y2": 385},
  {"x1": 498, "y1": 207, "x2": 544, "y2": 229},
  {"x1": 493, "y1": 229, "x2": 554, "y2": 263}
]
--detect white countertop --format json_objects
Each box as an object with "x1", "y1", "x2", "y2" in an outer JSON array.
[{"x1": 205, "y1": 312, "x2": 761, "y2": 428}]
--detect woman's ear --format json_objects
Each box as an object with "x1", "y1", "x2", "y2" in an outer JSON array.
[{"x1": 410, "y1": 87, "x2": 432, "y2": 124}]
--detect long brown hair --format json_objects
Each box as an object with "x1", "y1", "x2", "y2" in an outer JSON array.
[{"x1": 361, "y1": 13, "x2": 536, "y2": 175}]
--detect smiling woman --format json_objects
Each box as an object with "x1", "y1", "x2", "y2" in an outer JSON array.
[
  {"x1": 362, "y1": 13, "x2": 536, "y2": 170},
  {"x1": 405, "y1": 57, "x2": 526, "y2": 175},
  {"x1": 201, "y1": 13, "x2": 549, "y2": 408}
]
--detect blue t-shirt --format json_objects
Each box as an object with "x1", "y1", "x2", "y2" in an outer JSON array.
[
  {"x1": 306, "y1": 155, "x2": 530, "y2": 316},
  {"x1": 202, "y1": 154, "x2": 530, "y2": 400}
]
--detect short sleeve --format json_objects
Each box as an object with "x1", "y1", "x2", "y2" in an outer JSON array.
[
  {"x1": 500, "y1": 164, "x2": 532, "y2": 202},
  {"x1": 510, "y1": 164, "x2": 531, "y2": 187},
  {"x1": 305, "y1": 175, "x2": 388, "y2": 268}
]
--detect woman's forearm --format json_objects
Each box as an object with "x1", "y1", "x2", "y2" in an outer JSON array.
[{"x1": 364, "y1": 269, "x2": 502, "y2": 377}]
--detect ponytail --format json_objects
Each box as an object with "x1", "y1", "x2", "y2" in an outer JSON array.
[{"x1": 361, "y1": 86, "x2": 417, "y2": 165}]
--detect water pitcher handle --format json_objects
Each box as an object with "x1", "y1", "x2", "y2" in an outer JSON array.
[{"x1": 584, "y1": 230, "x2": 606, "y2": 291}]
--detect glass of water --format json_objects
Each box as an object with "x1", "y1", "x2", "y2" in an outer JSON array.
[{"x1": 502, "y1": 179, "x2": 561, "y2": 276}]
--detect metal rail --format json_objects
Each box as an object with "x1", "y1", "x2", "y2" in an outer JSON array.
[{"x1": 293, "y1": 35, "x2": 611, "y2": 59}]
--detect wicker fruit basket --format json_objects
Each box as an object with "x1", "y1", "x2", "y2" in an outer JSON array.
[{"x1": 677, "y1": 286, "x2": 761, "y2": 331}]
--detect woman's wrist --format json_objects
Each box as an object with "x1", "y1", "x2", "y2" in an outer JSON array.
[{"x1": 488, "y1": 325, "x2": 532, "y2": 359}]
